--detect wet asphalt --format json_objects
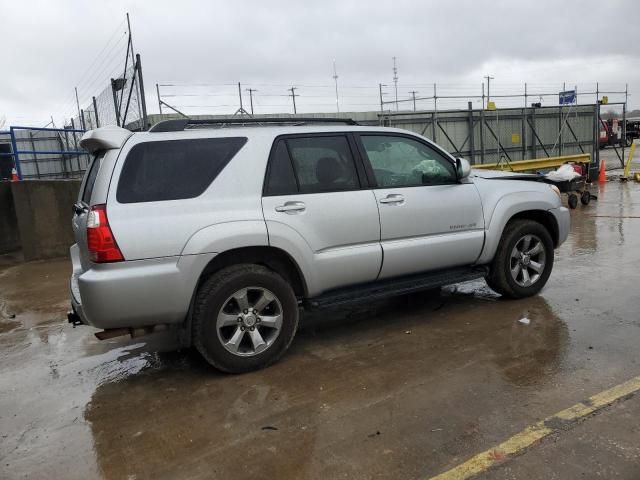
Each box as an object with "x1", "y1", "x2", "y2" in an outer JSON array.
[{"x1": 1, "y1": 178, "x2": 639, "y2": 479}]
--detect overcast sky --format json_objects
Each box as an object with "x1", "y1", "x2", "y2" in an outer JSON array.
[{"x1": 2, "y1": 0, "x2": 639, "y2": 127}]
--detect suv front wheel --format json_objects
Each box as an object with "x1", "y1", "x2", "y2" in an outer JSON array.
[
  {"x1": 193, "y1": 264, "x2": 299, "y2": 373},
  {"x1": 486, "y1": 219, "x2": 554, "y2": 299}
]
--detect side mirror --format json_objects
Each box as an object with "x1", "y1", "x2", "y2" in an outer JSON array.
[{"x1": 456, "y1": 158, "x2": 471, "y2": 180}]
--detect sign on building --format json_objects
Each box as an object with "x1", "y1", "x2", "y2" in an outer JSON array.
[{"x1": 559, "y1": 90, "x2": 577, "y2": 105}]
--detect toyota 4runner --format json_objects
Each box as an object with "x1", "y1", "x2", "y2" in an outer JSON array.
[{"x1": 69, "y1": 118, "x2": 570, "y2": 373}]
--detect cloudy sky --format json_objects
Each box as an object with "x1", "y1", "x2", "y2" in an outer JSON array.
[{"x1": 2, "y1": 0, "x2": 639, "y2": 127}]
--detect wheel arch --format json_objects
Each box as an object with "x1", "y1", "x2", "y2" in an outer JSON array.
[
  {"x1": 508, "y1": 210, "x2": 559, "y2": 247},
  {"x1": 477, "y1": 195, "x2": 561, "y2": 265},
  {"x1": 196, "y1": 246, "x2": 308, "y2": 299}
]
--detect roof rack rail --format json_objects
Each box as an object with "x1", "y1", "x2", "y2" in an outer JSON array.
[{"x1": 148, "y1": 117, "x2": 359, "y2": 133}]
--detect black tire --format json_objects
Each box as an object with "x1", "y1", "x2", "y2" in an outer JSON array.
[
  {"x1": 486, "y1": 219, "x2": 554, "y2": 299},
  {"x1": 192, "y1": 264, "x2": 299, "y2": 373},
  {"x1": 568, "y1": 193, "x2": 578, "y2": 209},
  {"x1": 580, "y1": 191, "x2": 591, "y2": 205}
]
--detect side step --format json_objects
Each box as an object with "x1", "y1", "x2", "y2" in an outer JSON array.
[{"x1": 306, "y1": 266, "x2": 489, "y2": 310}]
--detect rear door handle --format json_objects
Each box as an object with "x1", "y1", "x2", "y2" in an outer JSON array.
[
  {"x1": 275, "y1": 201, "x2": 306, "y2": 214},
  {"x1": 379, "y1": 194, "x2": 405, "y2": 205}
]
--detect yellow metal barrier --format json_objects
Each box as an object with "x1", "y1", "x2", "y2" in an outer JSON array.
[
  {"x1": 622, "y1": 142, "x2": 636, "y2": 180},
  {"x1": 473, "y1": 153, "x2": 591, "y2": 172}
]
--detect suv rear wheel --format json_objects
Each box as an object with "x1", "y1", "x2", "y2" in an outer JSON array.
[
  {"x1": 193, "y1": 264, "x2": 299, "y2": 373},
  {"x1": 486, "y1": 219, "x2": 554, "y2": 299}
]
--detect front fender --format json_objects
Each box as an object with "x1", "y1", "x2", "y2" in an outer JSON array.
[{"x1": 476, "y1": 191, "x2": 559, "y2": 265}]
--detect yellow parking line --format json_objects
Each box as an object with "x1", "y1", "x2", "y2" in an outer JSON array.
[{"x1": 429, "y1": 375, "x2": 640, "y2": 480}]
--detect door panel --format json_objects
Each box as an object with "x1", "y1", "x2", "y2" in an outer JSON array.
[
  {"x1": 357, "y1": 133, "x2": 484, "y2": 279},
  {"x1": 374, "y1": 184, "x2": 484, "y2": 278},
  {"x1": 262, "y1": 134, "x2": 381, "y2": 296},
  {"x1": 263, "y1": 191, "x2": 382, "y2": 295}
]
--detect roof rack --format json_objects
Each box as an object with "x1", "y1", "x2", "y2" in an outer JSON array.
[{"x1": 148, "y1": 117, "x2": 359, "y2": 133}]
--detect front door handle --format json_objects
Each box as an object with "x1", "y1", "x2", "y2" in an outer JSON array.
[
  {"x1": 379, "y1": 194, "x2": 405, "y2": 205},
  {"x1": 275, "y1": 201, "x2": 306, "y2": 214}
]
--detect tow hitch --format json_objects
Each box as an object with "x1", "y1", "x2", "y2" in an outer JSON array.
[{"x1": 67, "y1": 311, "x2": 83, "y2": 327}]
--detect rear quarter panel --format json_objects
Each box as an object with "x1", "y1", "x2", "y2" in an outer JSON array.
[{"x1": 105, "y1": 131, "x2": 273, "y2": 260}]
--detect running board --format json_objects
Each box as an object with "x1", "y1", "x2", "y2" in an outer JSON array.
[{"x1": 306, "y1": 266, "x2": 489, "y2": 309}]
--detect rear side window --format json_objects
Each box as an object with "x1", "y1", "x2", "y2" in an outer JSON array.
[
  {"x1": 81, "y1": 153, "x2": 104, "y2": 205},
  {"x1": 116, "y1": 137, "x2": 247, "y2": 203},
  {"x1": 264, "y1": 135, "x2": 359, "y2": 195}
]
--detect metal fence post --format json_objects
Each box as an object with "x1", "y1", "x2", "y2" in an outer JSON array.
[
  {"x1": 521, "y1": 108, "x2": 527, "y2": 160},
  {"x1": 156, "y1": 83, "x2": 163, "y2": 115},
  {"x1": 530, "y1": 107, "x2": 537, "y2": 159},
  {"x1": 479, "y1": 108, "x2": 485, "y2": 164},
  {"x1": 136, "y1": 54, "x2": 149, "y2": 130},
  {"x1": 111, "y1": 79, "x2": 121, "y2": 127},
  {"x1": 92, "y1": 96, "x2": 100, "y2": 128},
  {"x1": 432, "y1": 84, "x2": 437, "y2": 140},
  {"x1": 559, "y1": 105, "x2": 563, "y2": 156},
  {"x1": 28, "y1": 130, "x2": 41, "y2": 179},
  {"x1": 467, "y1": 102, "x2": 475, "y2": 163},
  {"x1": 622, "y1": 102, "x2": 626, "y2": 167},
  {"x1": 9, "y1": 127, "x2": 22, "y2": 180},
  {"x1": 80, "y1": 109, "x2": 86, "y2": 130}
]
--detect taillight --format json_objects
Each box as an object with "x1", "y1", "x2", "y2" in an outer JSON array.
[{"x1": 86, "y1": 204, "x2": 124, "y2": 263}]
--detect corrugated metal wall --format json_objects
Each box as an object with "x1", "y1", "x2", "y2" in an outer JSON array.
[{"x1": 381, "y1": 104, "x2": 596, "y2": 166}]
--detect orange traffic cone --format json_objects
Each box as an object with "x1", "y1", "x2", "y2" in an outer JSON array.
[
  {"x1": 598, "y1": 159, "x2": 606, "y2": 183},
  {"x1": 10, "y1": 167, "x2": 19, "y2": 182}
]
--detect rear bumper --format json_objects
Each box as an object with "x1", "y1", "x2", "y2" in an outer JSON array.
[
  {"x1": 549, "y1": 206, "x2": 570, "y2": 247},
  {"x1": 69, "y1": 243, "x2": 215, "y2": 329}
]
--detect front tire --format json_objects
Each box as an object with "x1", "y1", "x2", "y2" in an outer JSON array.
[
  {"x1": 192, "y1": 264, "x2": 299, "y2": 373},
  {"x1": 486, "y1": 220, "x2": 554, "y2": 299}
]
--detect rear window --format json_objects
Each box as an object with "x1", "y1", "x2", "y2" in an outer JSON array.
[{"x1": 116, "y1": 137, "x2": 247, "y2": 203}]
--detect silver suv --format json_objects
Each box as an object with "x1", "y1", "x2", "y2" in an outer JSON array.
[{"x1": 69, "y1": 118, "x2": 569, "y2": 373}]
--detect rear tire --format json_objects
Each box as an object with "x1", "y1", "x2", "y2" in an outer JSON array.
[
  {"x1": 568, "y1": 193, "x2": 578, "y2": 209},
  {"x1": 192, "y1": 264, "x2": 299, "y2": 373},
  {"x1": 486, "y1": 219, "x2": 554, "y2": 299}
]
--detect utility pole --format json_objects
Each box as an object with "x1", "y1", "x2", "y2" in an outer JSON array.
[
  {"x1": 392, "y1": 57, "x2": 399, "y2": 111},
  {"x1": 246, "y1": 88, "x2": 257, "y2": 115},
  {"x1": 484, "y1": 75, "x2": 494, "y2": 103},
  {"x1": 379, "y1": 83, "x2": 386, "y2": 113},
  {"x1": 234, "y1": 82, "x2": 250, "y2": 116},
  {"x1": 288, "y1": 87, "x2": 298, "y2": 114},
  {"x1": 75, "y1": 87, "x2": 82, "y2": 123},
  {"x1": 332, "y1": 60, "x2": 339, "y2": 113},
  {"x1": 409, "y1": 90, "x2": 418, "y2": 111}
]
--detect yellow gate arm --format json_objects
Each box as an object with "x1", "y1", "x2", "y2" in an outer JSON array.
[{"x1": 474, "y1": 153, "x2": 591, "y2": 172}]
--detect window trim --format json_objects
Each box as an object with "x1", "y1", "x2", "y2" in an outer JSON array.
[
  {"x1": 262, "y1": 132, "x2": 370, "y2": 197},
  {"x1": 354, "y1": 132, "x2": 459, "y2": 189},
  {"x1": 80, "y1": 152, "x2": 104, "y2": 206}
]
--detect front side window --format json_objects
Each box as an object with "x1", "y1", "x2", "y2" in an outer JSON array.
[
  {"x1": 360, "y1": 135, "x2": 456, "y2": 188},
  {"x1": 116, "y1": 137, "x2": 247, "y2": 203}
]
